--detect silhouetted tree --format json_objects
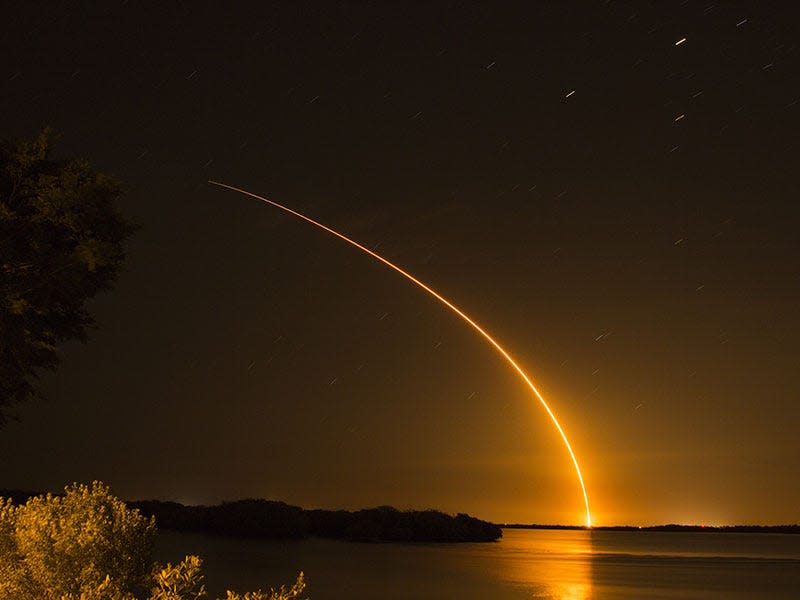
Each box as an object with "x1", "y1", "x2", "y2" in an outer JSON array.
[
  {"x1": 0, "y1": 130, "x2": 135, "y2": 422},
  {"x1": 205, "y1": 500, "x2": 310, "y2": 539}
]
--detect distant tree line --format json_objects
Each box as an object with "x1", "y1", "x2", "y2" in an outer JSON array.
[
  {"x1": 1, "y1": 490, "x2": 502, "y2": 543},
  {"x1": 127, "y1": 499, "x2": 503, "y2": 543},
  {"x1": 0, "y1": 490, "x2": 505, "y2": 543}
]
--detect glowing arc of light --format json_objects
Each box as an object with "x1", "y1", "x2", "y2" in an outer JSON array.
[{"x1": 208, "y1": 180, "x2": 592, "y2": 528}]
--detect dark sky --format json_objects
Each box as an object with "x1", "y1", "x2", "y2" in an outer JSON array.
[{"x1": 1, "y1": 1, "x2": 798, "y2": 526}]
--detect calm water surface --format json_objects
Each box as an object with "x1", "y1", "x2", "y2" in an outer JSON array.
[{"x1": 155, "y1": 528, "x2": 800, "y2": 599}]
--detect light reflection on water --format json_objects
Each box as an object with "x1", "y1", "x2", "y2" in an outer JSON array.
[
  {"x1": 156, "y1": 528, "x2": 800, "y2": 599},
  {"x1": 487, "y1": 529, "x2": 592, "y2": 599}
]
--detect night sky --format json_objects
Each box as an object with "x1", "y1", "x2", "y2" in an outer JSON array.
[{"x1": 1, "y1": 2, "x2": 799, "y2": 526}]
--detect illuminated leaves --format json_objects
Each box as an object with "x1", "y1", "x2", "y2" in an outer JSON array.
[
  {"x1": 0, "y1": 482, "x2": 154, "y2": 599},
  {"x1": 223, "y1": 573, "x2": 307, "y2": 600},
  {"x1": 0, "y1": 482, "x2": 309, "y2": 600},
  {"x1": 150, "y1": 556, "x2": 207, "y2": 600}
]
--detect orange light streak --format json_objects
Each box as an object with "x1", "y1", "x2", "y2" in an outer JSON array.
[{"x1": 208, "y1": 180, "x2": 592, "y2": 527}]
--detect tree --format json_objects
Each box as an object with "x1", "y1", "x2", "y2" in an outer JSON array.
[
  {"x1": 0, "y1": 482, "x2": 308, "y2": 600},
  {"x1": 0, "y1": 130, "x2": 135, "y2": 422}
]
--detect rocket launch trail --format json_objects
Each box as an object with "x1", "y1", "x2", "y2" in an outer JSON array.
[{"x1": 208, "y1": 180, "x2": 592, "y2": 527}]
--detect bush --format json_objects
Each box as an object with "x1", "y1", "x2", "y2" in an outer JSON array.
[
  {"x1": 221, "y1": 573, "x2": 306, "y2": 600},
  {"x1": 0, "y1": 482, "x2": 307, "y2": 600}
]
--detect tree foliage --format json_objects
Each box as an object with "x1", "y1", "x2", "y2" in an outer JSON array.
[
  {"x1": 0, "y1": 482, "x2": 308, "y2": 600},
  {"x1": 0, "y1": 130, "x2": 135, "y2": 421}
]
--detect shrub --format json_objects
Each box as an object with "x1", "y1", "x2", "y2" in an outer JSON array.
[
  {"x1": 222, "y1": 572, "x2": 306, "y2": 600},
  {"x1": 1, "y1": 481, "x2": 154, "y2": 599},
  {"x1": 0, "y1": 482, "x2": 307, "y2": 600},
  {"x1": 150, "y1": 555, "x2": 206, "y2": 600}
]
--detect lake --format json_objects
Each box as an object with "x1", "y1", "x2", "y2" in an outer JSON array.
[{"x1": 155, "y1": 528, "x2": 800, "y2": 599}]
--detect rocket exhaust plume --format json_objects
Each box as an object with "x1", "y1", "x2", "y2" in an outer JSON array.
[{"x1": 208, "y1": 180, "x2": 592, "y2": 528}]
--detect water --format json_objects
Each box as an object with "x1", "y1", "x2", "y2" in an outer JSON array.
[{"x1": 155, "y1": 528, "x2": 800, "y2": 599}]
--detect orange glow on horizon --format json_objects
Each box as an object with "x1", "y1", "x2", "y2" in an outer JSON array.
[{"x1": 208, "y1": 179, "x2": 593, "y2": 528}]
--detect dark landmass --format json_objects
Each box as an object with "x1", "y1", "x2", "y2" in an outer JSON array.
[
  {"x1": 129, "y1": 499, "x2": 501, "y2": 543},
  {"x1": 4, "y1": 490, "x2": 794, "y2": 538},
  {"x1": 503, "y1": 523, "x2": 800, "y2": 534},
  {"x1": 0, "y1": 489, "x2": 500, "y2": 542}
]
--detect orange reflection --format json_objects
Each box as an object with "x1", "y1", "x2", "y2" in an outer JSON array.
[{"x1": 493, "y1": 529, "x2": 592, "y2": 599}]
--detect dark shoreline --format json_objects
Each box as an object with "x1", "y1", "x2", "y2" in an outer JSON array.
[
  {"x1": 502, "y1": 524, "x2": 800, "y2": 534},
  {"x1": 131, "y1": 499, "x2": 502, "y2": 543},
  {"x1": 0, "y1": 489, "x2": 500, "y2": 543},
  {"x1": 4, "y1": 490, "x2": 796, "y2": 537}
]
